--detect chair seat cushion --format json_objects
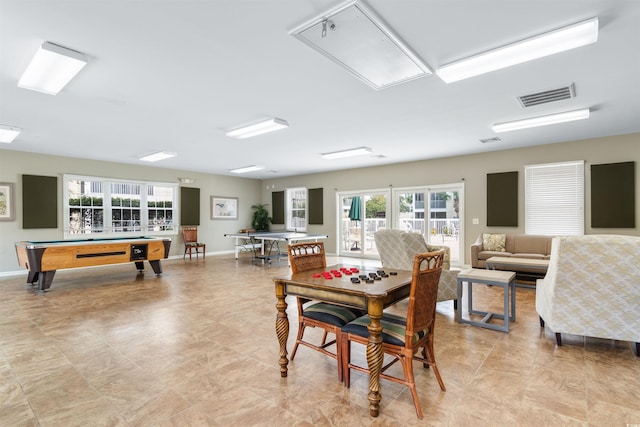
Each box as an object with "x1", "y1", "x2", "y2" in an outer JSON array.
[
  {"x1": 303, "y1": 303, "x2": 364, "y2": 327},
  {"x1": 186, "y1": 242, "x2": 205, "y2": 247},
  {"x1": 342, "y1": 313, "x2": 428, "y2": 346}
]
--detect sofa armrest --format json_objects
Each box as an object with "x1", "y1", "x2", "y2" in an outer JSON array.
[{"x1": 470, "y1": 234, "x2": 483, "y2": 268}]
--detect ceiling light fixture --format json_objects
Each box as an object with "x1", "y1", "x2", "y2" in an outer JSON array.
[
  {"x1": 139, "y1": 151, "x2": 177, "y2": 162},
  {"x1": 437, "y1": 17, "x2": 598, "y2": 83},
  {"x1": 226, "y1": 118, "x2": 289, "y2": 139},
  {"x1": 321, "y1": 147, "x2": 373, "y2": 159},
  {"x1": 18, "y1": 41, "x2": 88, "y2": 95},
  {"x1": 290, "y1": 0, "x2": 431, "y2": 90},
  {"x1": 230, "y1": 165, "x2": 265, "y2": 174},
  {"x1": 0, "y1": 125, "x2": 22, "y2": 143},
  {"x1": 492, "y1": 108, "x2": 590, "y2": 133}
]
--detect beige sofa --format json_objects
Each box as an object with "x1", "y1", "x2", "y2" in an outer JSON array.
[
  {"x1": 536, "y1": 235, "x2": 640, "y2": 356},
  {"x1": 470, "y1": 233, "x2": 553, "y2": 275},
  {"x1": 374, "y1": 229, "x2": 458, "y2": 308}
]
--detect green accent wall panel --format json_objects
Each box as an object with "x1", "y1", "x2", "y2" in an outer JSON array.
[
  {"x1": 591, "y1": 161, "x2": 635, "y2": 228},
  {"x1": 23, "y1": 174, "x2": 58, "y2": 229},
  {"x1": 487, "y1": 171, "x2": 518, "y2": 227},
  {"x1": 180, "y1": 187, "x2": 200, "y2": 225},
  {"x1": 272, "y1": 191, "x2": 284, "y2": 225},
  {"x1": 308, "y1": 187, "x2": 323, "y2": 225}
]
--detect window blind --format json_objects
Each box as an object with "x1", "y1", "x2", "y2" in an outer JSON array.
[{"x1": 525, "y1": 160, "x2": 584, "y2": 236}]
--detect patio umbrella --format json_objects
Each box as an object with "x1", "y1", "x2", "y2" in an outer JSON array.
[
  {"x1": 348, "y1": 196, "x2": 362, "y2": 250},
  {"x1": 348, "y1": 196, "x2": 362, "y2": 222}
]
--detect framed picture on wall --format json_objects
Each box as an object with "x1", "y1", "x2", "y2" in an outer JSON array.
[
  {"x1": 0, "y1": 182, "x2": 15, "y2": 221},
  {"x1": 211, "y1": 196, "x2": 238, "y2": 220}
]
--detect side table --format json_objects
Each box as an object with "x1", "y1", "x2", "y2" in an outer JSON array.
[{"x1": 456, "y1": 268, "x2": 516, "y2": 332}]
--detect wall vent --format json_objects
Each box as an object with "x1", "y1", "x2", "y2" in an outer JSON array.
[
  {"x1": 517, "y1": 84, "x2": 575, "y2": 108},
  {"x1": 480, "y1": 137, "x2": 501, "y2": 144}
]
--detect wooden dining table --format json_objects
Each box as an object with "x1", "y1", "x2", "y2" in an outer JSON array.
[{"x1": 273, "y1": 263, "x2": 412, "y2": 417}]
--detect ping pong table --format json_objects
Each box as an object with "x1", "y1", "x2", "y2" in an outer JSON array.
[{"x1": 224, "y1": 231, "x2": 328, "y2": 263}]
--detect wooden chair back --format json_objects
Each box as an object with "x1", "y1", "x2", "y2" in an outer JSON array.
[
  {"x1": 182, "y1": 226, "x2": 199, "y2": 244},
  {"x1": 287, "y1": 242, "x2": 326, "y2": 274},
  {"x1": 405, "y1": 250, "x2": 444, "y2": 350}
]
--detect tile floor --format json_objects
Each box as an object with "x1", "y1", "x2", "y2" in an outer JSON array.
[{"x1": 1, "y1": 253, "x2": 639, "y2": 426}]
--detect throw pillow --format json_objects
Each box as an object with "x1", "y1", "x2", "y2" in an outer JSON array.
[{"x1": 482, "y1": 233, "x2": 506, "y2": 252}]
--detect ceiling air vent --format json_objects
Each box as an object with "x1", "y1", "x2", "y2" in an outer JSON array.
[
  {"x1": 480, "y1": 137, "x2": 501, "y2": 144},
  {"x1": 517, "y1": 84, "x2": 575, "y2": 108}
]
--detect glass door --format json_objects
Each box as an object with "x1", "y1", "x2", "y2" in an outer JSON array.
[
  {"x1": 392, "y1": 184, "x2": 464, "y2": 266},
  {"x1": 338, "y1": 191, "x2": 389, "y2": 258},
  {"x1": 426, "y1": 186, "x2": 463, "y2": 265}
]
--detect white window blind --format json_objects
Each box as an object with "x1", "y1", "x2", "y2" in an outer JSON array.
[{"x1": 525, "y1": 160, "x2": 584, "y2": 236}]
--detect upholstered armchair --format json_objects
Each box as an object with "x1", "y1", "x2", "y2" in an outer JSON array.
[
  {"x1": 374, "y1": 229, "x2": 458, "y2": 308},
  {"x1": 536, "y1": 235, "x2": 640, "y2": 356}
]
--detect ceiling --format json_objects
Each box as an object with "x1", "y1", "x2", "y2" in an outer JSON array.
[{"x1": 1, "y1": 0, "x2": 639, "y2": 179}]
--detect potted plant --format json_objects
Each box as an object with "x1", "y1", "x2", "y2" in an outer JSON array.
[{"x1": 251, "y1": 203, "x2": 272, "y2": 231}]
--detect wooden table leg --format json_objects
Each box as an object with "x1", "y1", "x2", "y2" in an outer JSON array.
[
  {"x1": 275, "y1": 280, "x2": 289, "y2": 377},
  {"x1": 365, "y1": 294, "x2": 385, "y2": 417}
]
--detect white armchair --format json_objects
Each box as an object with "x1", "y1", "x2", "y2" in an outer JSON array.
[
  {"x1": 374, "y1": 229, "x2": 459, "y2": 309},
  {"x1": 536, "y1": 235, "x2": 640, "y2": 356}
]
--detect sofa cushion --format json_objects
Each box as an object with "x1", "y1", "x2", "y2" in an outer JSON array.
[
  {"x1": 512, "y1": 253, "x2": 546, "y2": 260},
  {"x1": 482, "y1": 233, "x2": 506, "y2": 252},
  {"x1": 477, "y1": 250, "x2": 513, "y2": 261},
  {"x1": 513, "y1": 234, "x2": 551, "y2": 255}
]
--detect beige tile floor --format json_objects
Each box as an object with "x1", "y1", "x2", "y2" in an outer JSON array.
[{"x1": 1, "y1": 253, "x2": 639, "y2": 426}]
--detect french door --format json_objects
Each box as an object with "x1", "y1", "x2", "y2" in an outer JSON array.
[
  {"x1": 391, "y1": 184, "x2": 464, "y2": 265},
  {"x1": 338, "y1": 191, "x2": 388, "y2": 258}
]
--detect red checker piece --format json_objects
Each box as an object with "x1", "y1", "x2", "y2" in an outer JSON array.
[
  {"x1": 332, "y1": 272, "x2": 342, "y2": 277},
  {"x1": 350, "y1": 268, "x2": 359, "y2": 273},
  {"x1": 312, "y1": 273, "x2": 322, "y2": 278}
]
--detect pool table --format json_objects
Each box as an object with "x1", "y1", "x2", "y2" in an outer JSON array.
[{"x1": 15, "y1": 236, "x2": 171, "y2": 291}]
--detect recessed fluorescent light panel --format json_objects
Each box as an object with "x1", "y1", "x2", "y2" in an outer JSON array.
[
  {"x1": 492, "y1": 108, "x2": 590, "y2": 133},
  {"x1": 230, "y1": 165, "x2": 265, "y2": 174},
  {"x1": 290, "y1": 0, "x2": 431, "y2": 90},
  {"x1": 139, "y1": 151, "x2": 177, "y2": 162},
  {"x1": 437, "y1": 17, "x2": 598, "y2": 83},
  {"x1": 226, "y1": 118, "x2": 289, "y2": 139},
  {"x1": 18, "y1": 42, "x2": 88, "y2": 95},
  {"x1": 0, "y1": 125, "x2": 22, "y2": 143},
  {"x1": 322, "y1": 147, "x2": 373, "y2": 159}
]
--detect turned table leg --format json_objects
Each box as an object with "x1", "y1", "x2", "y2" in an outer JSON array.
[
  {"x1": 365, "y1": 294, "x2": 385, "y2": 417},
  {"x1": 275, "y1": 280, "x2": 289, "y2": 377}
]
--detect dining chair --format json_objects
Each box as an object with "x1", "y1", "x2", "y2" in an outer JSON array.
[
  {"x1": 182, "y1": 226, "x2": 206, "y2": 260},
  {"x1": 287, "y1": 242, "x2": 364, "y2": 381},
  {"x1": 340, "y1": 250, "x2": 446, "y2": 419}
]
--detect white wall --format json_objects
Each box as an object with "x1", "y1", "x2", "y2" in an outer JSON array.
[
  {"x1": 1, "y1": 132, "x2": 638, "y2": 274},
  {"x1": 261, "y1": 133, "x2": 640, "y2": 260},
  {"x1": 0, "y1": 150, "x2": 262, "y2": 274}
]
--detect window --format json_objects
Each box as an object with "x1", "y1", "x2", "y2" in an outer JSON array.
[
  {"x1": 525, "y1": 160, "x2": 584, "y2": 236},
  {"x1": 111, "y1": 182, "x2": 141, "y2": 233},
  {"x1": 286, "y1": 187, "x2": 307, "y2": 231},
  {"x1": 64, "y1": 174, "x2": 177, "y2": 237}
]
